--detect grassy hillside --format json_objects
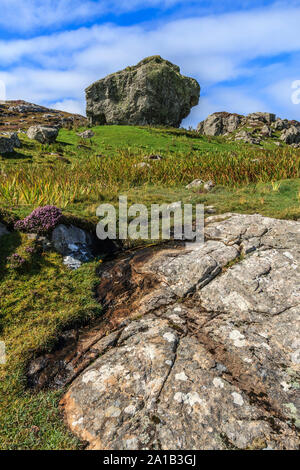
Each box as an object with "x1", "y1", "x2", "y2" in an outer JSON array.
[
  {"x1": 0, "y1": 124, "x2": 299, "y2": 449},
  {"x1": 1, "y1": 125, "x2": 300, "y2": 220}
]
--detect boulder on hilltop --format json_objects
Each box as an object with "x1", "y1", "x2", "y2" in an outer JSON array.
[{"x1": 85, "y1": 55, "x2": 200, "y2": 127}]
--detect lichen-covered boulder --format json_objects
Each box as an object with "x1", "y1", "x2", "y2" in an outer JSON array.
[
  {"x1": 27, "y1": 125, "x2": 58, "y2": 144},
  {"x1": 85, "y1": 56, "x2": 200, "y2": 128}
]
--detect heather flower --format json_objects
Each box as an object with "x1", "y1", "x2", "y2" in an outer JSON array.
[
  {"x1": 25, "y1": 246, "x2": 35, "y2": 254},
  {"x1": 14, "y1": 206, "x2": 62, "y2": 234},
  {"x1": 6, "y1": 253, "x2": 26, "y2": 269}
]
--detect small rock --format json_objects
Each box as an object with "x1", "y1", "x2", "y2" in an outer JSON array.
[
  {"x1": 205, "y1": 206, "x2": 216, "y2": 214},
  {"x1": 135, "y1": 162, "x2": 151, "y2": 169},
  {"x1": 77, "y1": 130, "x2": 95, "y2": 139},
  {"x1": 186, "y1": 179, "x2": 204, "y2": 189},
  {"x1": 203, "y1": 180, "x2": 215, "y2": 191}
]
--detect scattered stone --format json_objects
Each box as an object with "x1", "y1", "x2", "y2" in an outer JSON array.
[
  {"x1": 27, "y1": 125, "x2": 59, "y2": 144},
  {"x1": 186, "y1": 179, "x2": 204, "y2": 189},
  {"x1": 77, "y1": 130, "x2": 95, "y2": 139},
  {"x1": 86, "y1": 55, "x2": 200, "y2": 127},
  {"x1": 235, "y1": 130, "x2": 261, "y2": 145},
  {"x1": 203, "y1": 180, "x2": 215, "y2": 191},
  {"x1": 9, "y1": 103, "x2": 46, "y2": 113},
  {"x1": 205, "y1": 206, "x2": 216, "y2": 214},
  {"x1": 260, "y1": 125, "x2": 272, "y2": 138},
  {"x1": 135, "y1": 162, "x2": 151, "y2": 169}
]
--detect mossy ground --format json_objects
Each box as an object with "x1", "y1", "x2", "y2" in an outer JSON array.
[
  {"x1": 0, "y1": 232, "x2": 101, "y2": 449},
  {"x1": 0, "y1": 124, "x2": 299, "y2": 449}
]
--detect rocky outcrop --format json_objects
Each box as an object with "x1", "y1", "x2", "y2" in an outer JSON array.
[
  {"x1": 0, "y1": 100, "x2": 87, "y2": 132},
  {"x1": 27, "y1": 125, "x2": 59, "y2": 144},
  {"x1": 197, "y1": 112, "x2": 242, "y2": 136},
  {"x1": 85, "y1": 56, "x2": 200, "y2": 127},
  {"x1": 51, "y1": 213, "x2": 300, "y2": 450},
  {"x1": 280, "y1": 126, "x2": 300, "y2": 145},
  {"x1": 197, "y1": 111, "x2": 300, "y2": 146}
]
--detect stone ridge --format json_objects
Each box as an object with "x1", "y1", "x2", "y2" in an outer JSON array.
[
  {"x1": 0, "y1": 100, "x2": 87, "y2": 132},
  {"x1": 52, "y1": 213, "x2": 300, "y2": 450}
]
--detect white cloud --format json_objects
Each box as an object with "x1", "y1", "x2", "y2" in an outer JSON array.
[
  {"x1": 0, "y1": 0, "x2": 189, "y2": 31},
  {"x1": 51, "y1": 99, "x2": 85, "y2": 115},
  {"x1": 0, "y1": 3, "x2": 300, "y2": 125}
]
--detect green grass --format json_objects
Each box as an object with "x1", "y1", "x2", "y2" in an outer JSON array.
[
  {"x1": 0, "y1": 124, "x2": 299, "y2": 449},
  {"x1": 0, "y1": 125, "x2": 299, "y2": 218},
  {"x1": 0, "y1": 232, "x2": 102, "y2": 449}
]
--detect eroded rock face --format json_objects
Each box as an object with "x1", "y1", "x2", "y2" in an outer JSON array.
[
  {"x1": 85, "y1": 56, "x2": 200, "y2": 127},
  {"x1": 61, "y1": 213, "x2": 300, "y2": 450}
]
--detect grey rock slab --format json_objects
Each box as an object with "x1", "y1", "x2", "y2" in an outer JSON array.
[{"x1": 62, "y1": 213, "x2": 300, "y2": 449}]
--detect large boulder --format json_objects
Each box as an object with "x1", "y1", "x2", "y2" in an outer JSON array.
[
  {"x1": 60, "y1": 213, "x2": 300, "y2": 450},
  {"x1": 27, "y1": 125, "x2": 59, "y2": 144},
  {"x1": 85, "y1": 55, "x2": 200, "y2": 127}
]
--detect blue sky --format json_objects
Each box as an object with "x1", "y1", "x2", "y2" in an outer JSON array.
[{"x1": 0, "y1": 0, "x2": 299, "y2": 127}]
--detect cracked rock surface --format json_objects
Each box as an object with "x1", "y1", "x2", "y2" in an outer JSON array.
[{"x1": 60, "y1": 214, "x2": 300, "y2": 449}]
